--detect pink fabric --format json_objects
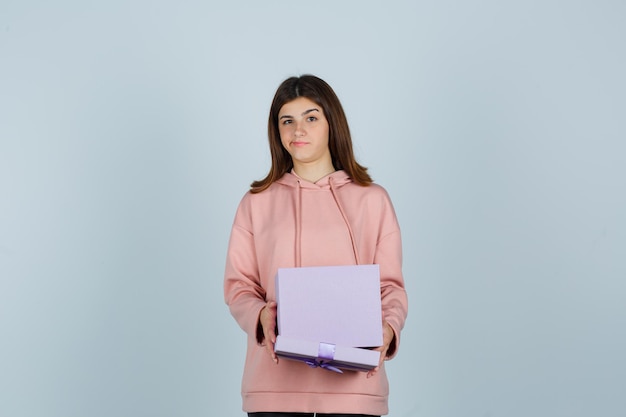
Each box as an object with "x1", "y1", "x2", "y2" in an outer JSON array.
[{"x1": 224, "y1": 170, "x2": 408, "y2": 415}]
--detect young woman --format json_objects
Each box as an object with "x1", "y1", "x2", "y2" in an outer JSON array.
[{"x1": 224, "y1": 75, "x2": 408, "y2": 417}]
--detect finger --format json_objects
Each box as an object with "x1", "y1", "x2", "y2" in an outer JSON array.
[
  {"x1": 267, "y1": 301, "x2": 277, "y2": 343},
  {"x1": 263, "y1": 320, "x2": 275, "y2": 344},
  {"x1": 266, "y1": 339, "x2": 278, "y2": 363},
  {"x1": 266, "y1": 327, "x2": 277, "y2": 361},
  {"x1": 260, "y1": 303, "x2": 276, "y2": 336},
  {"x1": 261, "y1": 302, "x2": 279, "y2": 363},
  {"x1": 367, "y1": 364, "x2": 379, "y2": 378},
  {"x1": 269, "y1": 302, "x2": 278, "y2": 362},
  {"x1": 367, "y1": 347, "x2": 388, "y2": 378}
]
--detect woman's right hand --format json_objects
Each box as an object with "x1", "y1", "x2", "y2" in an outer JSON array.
[{"x1": 259, "y1": 301, "x2": 279, "y2": 364}]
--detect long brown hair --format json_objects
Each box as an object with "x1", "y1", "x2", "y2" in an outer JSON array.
[{"x1": 250, "y1": 74, "x2": 372, "y2": 193}]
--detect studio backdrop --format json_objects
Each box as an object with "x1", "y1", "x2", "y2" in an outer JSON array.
[{"x1": 1, "y1": 1, "x2": 624, "y2": 416}]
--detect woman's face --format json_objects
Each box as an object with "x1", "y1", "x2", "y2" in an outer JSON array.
[{"x1": 278, "y1": 97, "x2": 331, "y2": 169}]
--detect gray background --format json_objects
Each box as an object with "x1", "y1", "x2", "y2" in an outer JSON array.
[{"x1": 1, "y1": 1, "x2": 624, "y2": 416}]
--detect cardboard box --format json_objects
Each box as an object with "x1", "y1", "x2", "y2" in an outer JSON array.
[{"x1": 274, "y1": 264, "x2": 383, "y2": 373}]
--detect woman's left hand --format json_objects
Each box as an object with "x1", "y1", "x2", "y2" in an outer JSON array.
[{"x1": 366, "y1": 321, "x2": 395, "y2": 379}]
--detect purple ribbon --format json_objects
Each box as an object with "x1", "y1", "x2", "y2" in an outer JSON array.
[
  {"x1": 305, "y1": 359, "x2": 343, "y2": 373},
  {"x1": 305, "y1": 342, "x2": 343, "y2": 374}
]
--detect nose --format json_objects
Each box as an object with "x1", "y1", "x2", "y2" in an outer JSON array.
[{"x1": 294, "y1": 121, "x2": 306, "y2": 137}]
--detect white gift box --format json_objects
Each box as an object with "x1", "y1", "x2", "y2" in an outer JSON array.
[{"x1": 274, "y1": 264, "x2": 383, "y2": 373}]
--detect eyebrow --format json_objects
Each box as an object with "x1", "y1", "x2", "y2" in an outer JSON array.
[{"x1": 279, "y1": 108, "x2": 320, "y2": 120}]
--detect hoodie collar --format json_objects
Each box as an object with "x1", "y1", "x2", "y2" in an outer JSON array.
[{"x1": 276, "y1": 170, "x2": 352, "y2": 189}]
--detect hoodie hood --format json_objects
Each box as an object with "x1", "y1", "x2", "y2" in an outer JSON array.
[{"x1": 275, "y1": 169, "x2": 352, "y2": 189}]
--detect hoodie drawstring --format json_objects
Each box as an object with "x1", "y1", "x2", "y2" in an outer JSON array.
[
  {"x1": 295, "y1": 180, "x2": 302, "y2": 267},
  {"x1": 329, "y1": 177, "x2": 360, "y2": 265},
  {"x1": 293, "y1": 174, "x2": 360, "y2": 267}
]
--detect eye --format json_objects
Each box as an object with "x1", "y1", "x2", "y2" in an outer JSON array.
[
  {"x1": 307, "y1": 116, "x2": 318, "y2": 122},
  {"x1": 281, "y1": 119, "x2": 293, "y2": 125}
]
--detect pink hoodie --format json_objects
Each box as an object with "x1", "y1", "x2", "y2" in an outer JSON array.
[{"x1": 224, "y1": 170, "x2": 408, "y2": 415}]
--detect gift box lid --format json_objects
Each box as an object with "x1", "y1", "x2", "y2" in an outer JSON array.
[
  {"x1": 275, "y1": 264, "x2": 383, "y2": 348},
  {"x1": 274, "y1": 335, "x2": 380, "y2": 373}
]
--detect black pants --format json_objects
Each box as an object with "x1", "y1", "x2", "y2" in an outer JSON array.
[{"x1": 248, "y1": 413, "x2": 379, "y2": 417}]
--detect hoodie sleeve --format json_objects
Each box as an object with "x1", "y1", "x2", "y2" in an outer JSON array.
[
  {"x1": 223, "y1": 193, "x2": 267, "y2": 341},
  {"x1": 374, "y1": 192, "x2": 408, "y2": 359}
]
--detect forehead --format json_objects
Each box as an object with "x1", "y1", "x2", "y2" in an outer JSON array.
[{"x1": 278, "y1": 97, "x2": 322, "y2": 116}]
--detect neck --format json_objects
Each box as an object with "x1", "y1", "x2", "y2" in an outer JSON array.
[{"x1": 292, "y1": 162, "x2": 336, "y2": 183}]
